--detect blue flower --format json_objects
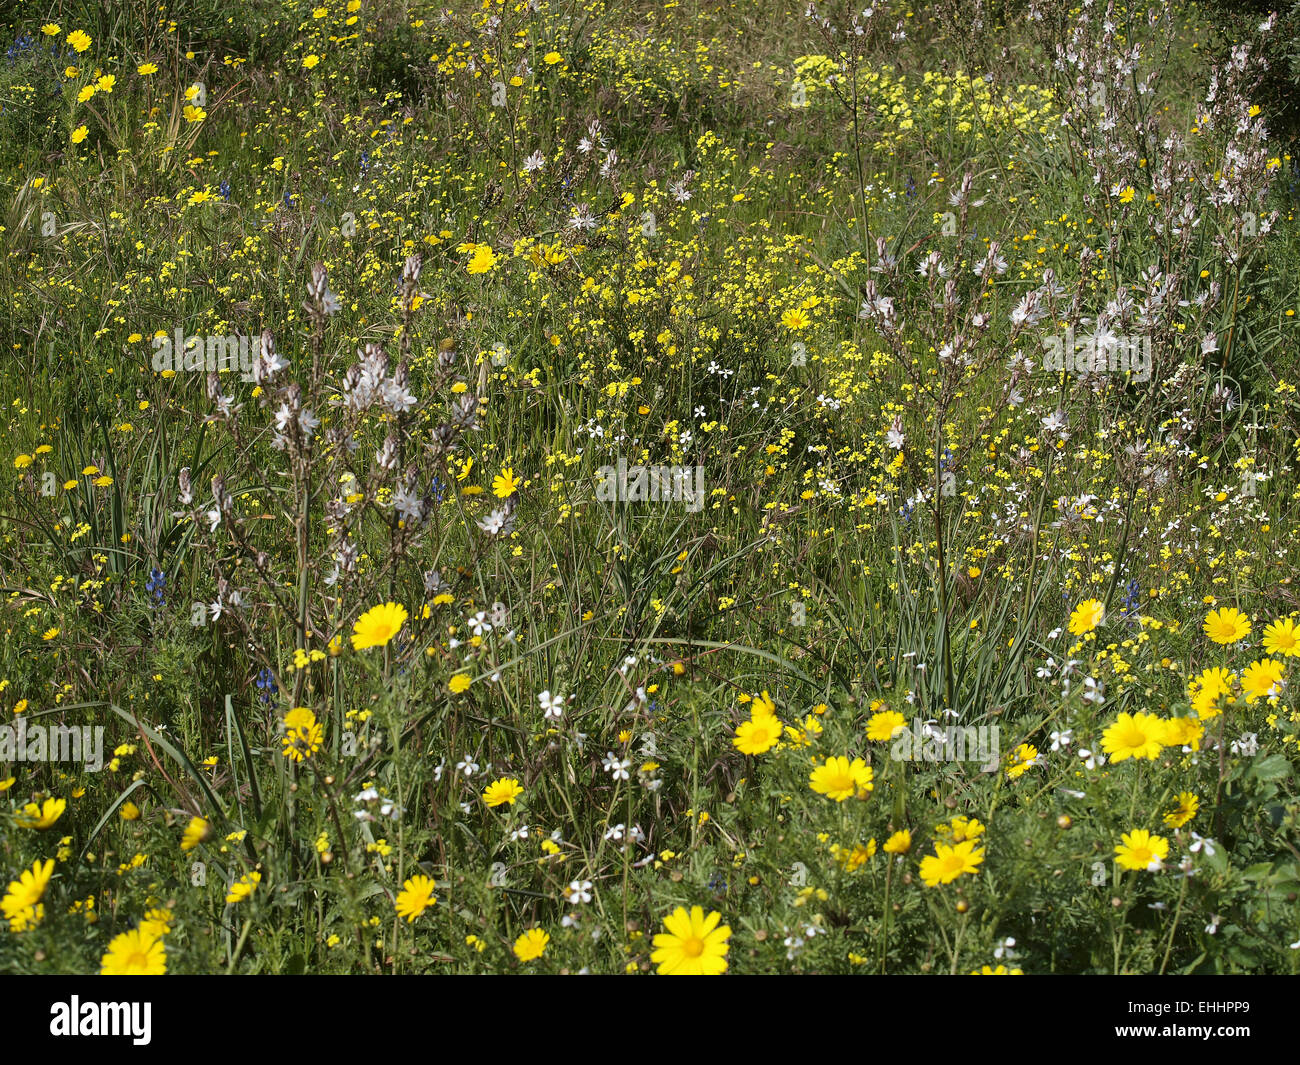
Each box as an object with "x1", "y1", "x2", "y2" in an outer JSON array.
[
  {"x1": 6, "y1": 34, "x2": 35, "y2": 61},
  {"x1": 1120, "y1": 578, "x2": 1141, "y2": 616},
  {"x1": 255, "y1": 668, "x2": 278, "y2": 704},
  {"x1": 145, "y1": 568, "x2": 166, "y2": 606}
]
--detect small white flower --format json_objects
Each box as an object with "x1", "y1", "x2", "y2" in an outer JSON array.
[
  {"x1": 1041, "y1": 409, "x2": 1068, "y2": 435},
  {"x1": 392, "y1": 486, "x2": 424, "y2": 524},
  {"x1": 538, "y1": 689, "x2": 565, "y2": 720},
  {"x1": 1078, "y1": 748, "x2": 1105, "y2": 770},
  {"x1": 568, "y1": 204, "x2": 597, "y2": 232},
  {"x1": 602, "y1": 751, "x2": 631, "y2": 780},
  {"x1": 477, "y1": 507, "x2": 512, "y2": 535},
  {"x1": 564, "y1": 879, "x2": 593, "y2": 904}
]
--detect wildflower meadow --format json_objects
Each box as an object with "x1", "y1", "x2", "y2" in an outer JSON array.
[{"x1": 2, "y1": 0, "x2": 1300, "y2": 986}]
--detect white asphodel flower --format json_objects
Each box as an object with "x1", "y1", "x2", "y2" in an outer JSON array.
[{"x1": 538, "y1": 690, "x2": 565, "y2": 720}]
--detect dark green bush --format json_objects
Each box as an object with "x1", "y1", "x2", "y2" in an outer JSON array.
[{"x1": 1199, "y1": 0, "x2": 1300, "y2": 145}]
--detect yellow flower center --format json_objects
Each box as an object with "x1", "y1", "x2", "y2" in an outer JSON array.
[{"x1": 681, "y1": 936, "x2": 704, "y2": 958}]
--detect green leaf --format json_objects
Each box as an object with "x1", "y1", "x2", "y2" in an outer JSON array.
[
  {"x1": 1250, "y1": 753, "x2": 1293, "y2": 784},
  {"x1": 76, "y1": 778, "x2": 151, "y2": 868},
  {"x1": 1241, "y1": 862, "x2": 1274, "y2": 881}
]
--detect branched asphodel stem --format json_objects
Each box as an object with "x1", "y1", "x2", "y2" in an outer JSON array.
[
  {"x1": 850, "y1": 57, "x2": 873, "y2": 273},
  {"x1": 290, "y1": 348, "x2": 319, "y2": 714},
  {"x1": 933, "y1": 402, "x2": 955, "y2": 713}
]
